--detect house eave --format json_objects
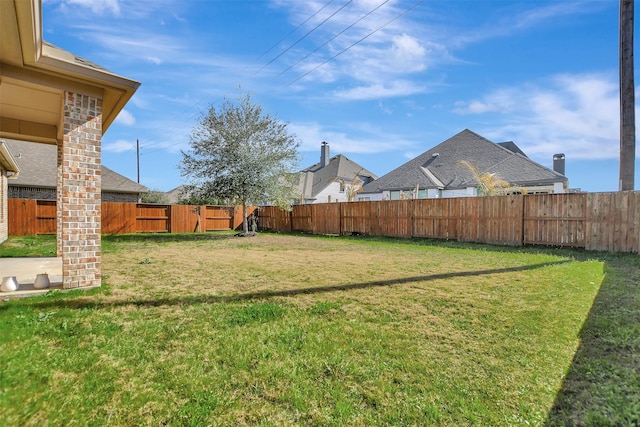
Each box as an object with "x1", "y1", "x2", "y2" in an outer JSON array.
[
  {"x1": 0, "y1": 140, "x2": 21, "y2": 177},
  {"x1": 0, "y1": 0, "x2": 140, "y2": 139}
]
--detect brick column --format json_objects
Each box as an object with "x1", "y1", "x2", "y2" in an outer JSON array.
[{"x1": 57, "y1": 92, "x2": 102, "y2": 288}]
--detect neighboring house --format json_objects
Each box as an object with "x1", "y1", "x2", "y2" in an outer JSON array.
[
  {"x1": 296, "y1": 142, "x2": 378, "y2": 204},
  {"x1": 5, "y1": 139, "x2": 147, "y2": 203},
  {"x1": 358, "y1": 129, "x2": 568, "y2": 201},
  {"x1": 0, "y1": 140, "x2": 20, "y2": 243},
  {"x1": 164, "y1": 185, "x2": 185, "y2": 204}
]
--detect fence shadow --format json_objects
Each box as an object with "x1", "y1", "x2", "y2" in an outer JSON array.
[
  {"x1": 102, "y1": 232, "x2": 236, "y2": 245},
  {"x1": 4, "y1": 245, "x2": 638, "y2": 423},
  {"x1": 544, "y1": 255, "x2": 640, "y2": 426},
  {"x1": 3, "y1": 260, "x2": 570, "y2": 312}
]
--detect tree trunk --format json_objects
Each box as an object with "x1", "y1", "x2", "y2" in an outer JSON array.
[
  {"x1": 242, "y1": 200, "x2": 248, "y2": 234},
  {"x1": 620, "y1": 0, "x2": 636, "y2": 191}
]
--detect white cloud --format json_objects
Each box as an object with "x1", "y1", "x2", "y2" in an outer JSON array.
[
  {"x1": 103, "y1": 139, "x2": 135, "y2": 152},
  {"x1": 269, "y1": 1, "x2": 435, "y2": 97},
  {"x1": 378, "y1": 101, "x2": 392, "y2": 115},
  {"x1": 449, "y1": 2, "x2": 606, "y2": 47},
  {"x1": 114, "y1": 109, "x2": 135, "y2": 126},
  {"x1": 62, "y1": 0, "x2": 120, "y2": 15},
  {"x1": 389, "y1": 33, "x2": 427, "y2": 73},
  {"x1": 333, "y1": 80, "x2": 427, "y2": 101},
  {"x1": 288, "y1": 121, "x2": 414, "y2": 155},
  {"x1": 455, "y1": 73, "x2": 623, "y2": 160},
  {"x1": 453, "y1": 89, "x2": 518, "y2": 114}
]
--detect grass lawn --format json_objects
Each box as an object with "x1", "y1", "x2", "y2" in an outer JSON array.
[{"x1": 1, "y1": 233, "x2": 638, "y2": 426}]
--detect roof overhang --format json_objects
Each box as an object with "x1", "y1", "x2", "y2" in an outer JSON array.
[
  {"x1": 0, "y1": 0, "x2": 140, "y2": 144},
  {"x1": 0, "y1": 140, "x2": 20, "y2": 177}
]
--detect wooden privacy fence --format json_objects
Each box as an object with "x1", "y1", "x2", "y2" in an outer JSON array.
[
  {"x1": 8, "y1": 199, "x2": 256, "y2": 235},
  {"x1": 258, "y1": 192, "x2": 640, "y2": 253}
]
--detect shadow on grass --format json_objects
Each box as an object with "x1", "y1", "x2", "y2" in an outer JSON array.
[
  {"x1": 102, "y1": 232, "x2": 237, "y2": 244},
  {"x1": 2, "y1": 260, "x2": 569, "y2": 311},
  {"x1": 544, "y1": 254, "x2": 640, "y2": 426}
]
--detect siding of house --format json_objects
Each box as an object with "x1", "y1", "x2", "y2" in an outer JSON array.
[{"x1": 313, "y1": 181, "x2": 350, "y2": 203}]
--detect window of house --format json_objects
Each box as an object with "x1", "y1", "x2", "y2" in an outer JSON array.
[{"x1": 339, "y1": 181, "x2": 345, "y2": 193}]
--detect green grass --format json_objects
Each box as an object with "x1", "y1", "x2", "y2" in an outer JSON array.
[
  {"x1": 1, "y1": 233, "x2": 638, "y2": 426},
  {"x1": 0, "y1": 234, "x2": 57, "y2": 257}
]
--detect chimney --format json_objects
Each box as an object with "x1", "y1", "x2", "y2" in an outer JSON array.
[
  {"x1": 320, "y1": 141, "x2": 330, "y2": 168},
  {"x1": 553, "y1": 153, "x2": 565, "y2": 175}
]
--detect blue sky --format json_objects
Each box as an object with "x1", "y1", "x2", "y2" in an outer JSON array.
[{"x1": 42, "y1": 0, "x2": 637, "y2": 192}]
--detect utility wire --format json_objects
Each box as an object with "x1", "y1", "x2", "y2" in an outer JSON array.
[
  {"x1": 271, "y1": 0, "x2": 392, "y2": 82},
  {"x1": 136, "y1": 3, "x2": 344, "y2": 152},
  {"x1": 283, "y1": 0, "x2": 425, "y2": 89},
  {"x1": 248, "y1": 0, "x2": 337, "y2": 68},
  {"x1": 253, "y1": 0, "x2": 353, "y2": 76},
  {"x1": 135, "y1": 0, "x2": 419, "y2": 155}
]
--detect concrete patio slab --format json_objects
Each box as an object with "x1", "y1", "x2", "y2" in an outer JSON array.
[{"x1": 1, "y1": 257, "x2": 63, "y2": 297}]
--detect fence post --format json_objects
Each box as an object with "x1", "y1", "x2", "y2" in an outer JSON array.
[
  {"x1": 339, "y1": 202, "x2": 343, "y2": 236},
  {"x1": 521, "y1": 194, "x2": 526, "y2": 247},
  {"x1": 411, "y1": 198, "x2": 415, "y2": 238}
]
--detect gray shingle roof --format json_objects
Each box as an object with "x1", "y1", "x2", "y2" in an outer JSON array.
[
  {"x1": 361, "y1": 129, "x2": 566, "y2": 193},
  {"x1": 298, "y1": 154, "x2": 378, "y2": 198},
  {"x1": 497, "y1": 141, "x2": 528, "y2": 157},
  {"x1": 5, "y1": 139, "x2": 147, "y2": 194}
]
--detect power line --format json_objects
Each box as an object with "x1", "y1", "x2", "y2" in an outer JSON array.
[
  {"x1": 283, "y1": 0, "x2": 426, "y2": 89},
  {"x1": 135, "y1": 3, "x2": 346, "y2": 152},
  {"x1": 271, "y1": 0, "x2": 392, "y2": 82},
  {"x1": 133, "y1": 1, "x2": 423, "y2": 157},
  {"x1": 253, "y1": 0, "x2": 353, "y2": 76},
  {"x1": 248, "y1": 0, "x2": 338, "y2": 68}
]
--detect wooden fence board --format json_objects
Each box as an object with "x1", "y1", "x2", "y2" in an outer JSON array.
[
  {"x1": 203, "y1": 205, "x2": 234, "y2": 231},
  {"x1": 9, "y1": 193, "x2": 640, "y2": 253},
  {"x1": 170, "y1": 205, "x2": 201, "y2": 233},
  {"x1": 412, "y1": 198, "x2": 459, "y2": 239},
  {"x1": 8, "y1": 198, "x2": 37, "y2": 236},
  {"x1": 136, "y1": 204, "x2": 170, "y2": 233},
  {"x1": 258, "y1": 206, "x2": 291, "y2": 232},
  {"x1": 459, "y1": 197, "x2": 478, "y2": 243},
  {"x1": 256, "y1": 192, "x2": 638, "y2": 252},
  {"x1": 233, "y1": 206, "x2": 256, "y2": 231},
  {"x1": 102, "y1": 202, "x2": 136, "y2": 234},
  {"x1": 632, "y1": 192, "x2": 640, "y2": 253},
  {"x1": 8, "y1": 199, "x2": 247, "y2": 236},
  {"x1": 524, "y1": 194, "x2": 586, "y2": 247},
  {"x1": 312, "y1": 203, "x2": 341, "y2": 234},
  {"x1": 291, "y1": 205, "x2": 313, "y2": 233},
  {"x1": 35, "y1": 200, "x2": 57, "y2": 235},
  {"x1": 341, "y1": 202, "x2": 370, "y2": 235},
  {"x1": 372, "y1": 200, "x2": 412, "y2": 238},
  {"x1": 587, "y1": 191, "x2": 639, "y2": 252}
]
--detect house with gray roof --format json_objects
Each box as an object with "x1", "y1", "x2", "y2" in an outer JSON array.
[
  {"x1": 358, "y1": 129, "x2": 568, "y2": 201},
  {"x1": 5, "y1": 139, "x2": 147, "y2": 202},
  {"x1": 296, "y1": 142, "x2": 378, "y2": 204}
]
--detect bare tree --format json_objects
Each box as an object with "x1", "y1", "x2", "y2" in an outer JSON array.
[{"x1": 620, "y1": 0, "x2": 635, "y2": 190}]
